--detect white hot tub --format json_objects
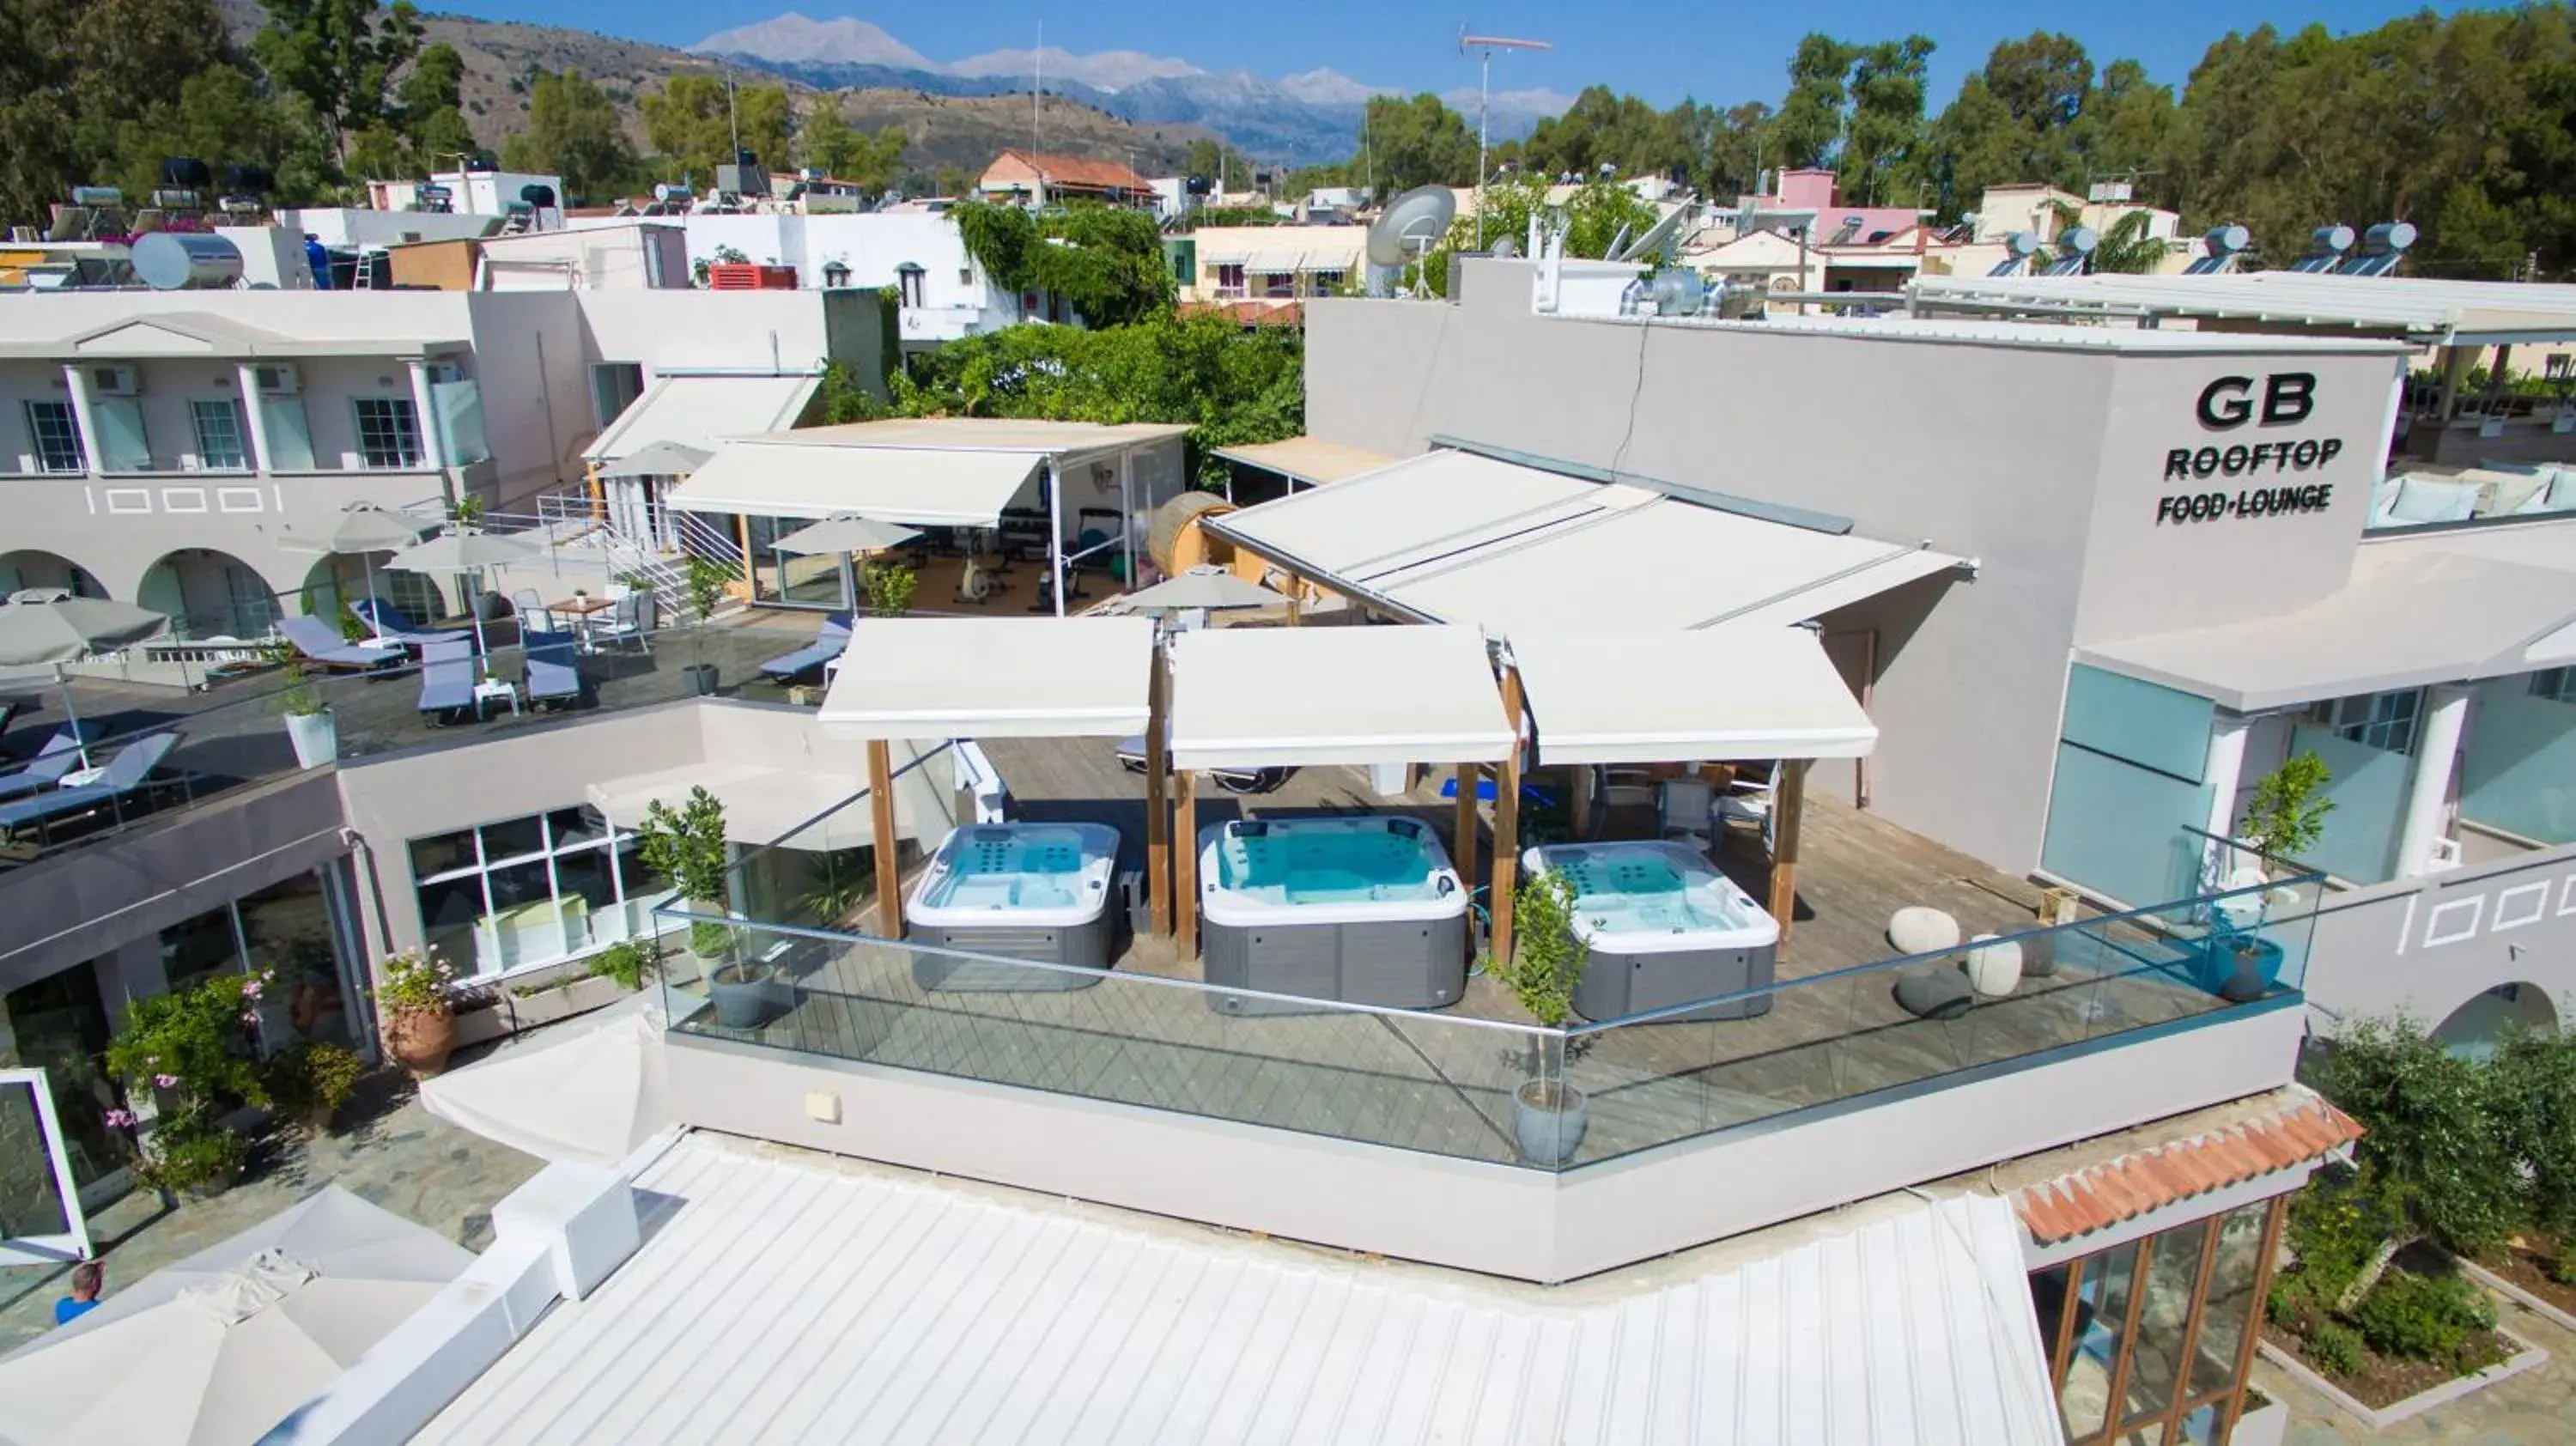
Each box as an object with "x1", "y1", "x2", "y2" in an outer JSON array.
[
  {"x1": 1198, "y1": 817, "x2": 1469, "y2": 1011},
  {"x1": 1524, "y1": 840, "x2": 1779, "y2": 1022},
  {"x1": 906, "y1": 823, "x2": 1121, "y2": 988}
]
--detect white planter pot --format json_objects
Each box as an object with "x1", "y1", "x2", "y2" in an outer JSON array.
[
  {"x1": 284, "y1": 709, "x2": 338, "y2": 768},
  {"x1": 1961, "y1": 933, "x2": 2024, "y2": 997},
  {"x1": 1512, "y1": 1079, "x2": 1589, "y2": 1166}
]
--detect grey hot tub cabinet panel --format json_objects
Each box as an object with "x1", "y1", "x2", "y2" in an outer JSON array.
[
  {"x1": 1202, "y1": 914, "x2": 1469, "y2": 1015},
  {"x1": 1571, "y1": 940, "x2": 1777, "y2": 1023},
  {"x1": 913, "y1": 913, "x2": 1114, "y2": 991}
]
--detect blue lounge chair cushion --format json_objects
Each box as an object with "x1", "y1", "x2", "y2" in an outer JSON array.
[
  {"x1": 279, "y1": 615, "x2": 400, "y2": 669},
  {"x1": 525, "y1": 629, "x2": 581, "y2": 703},
  {"x1": 354, "y1": 598, "x2": 471, "y2": 646},
  {"x1": 0, "y1": 728, "x2": 93, "y2": 800},
  {"x1": 417, "y1": 639, "x2": 476, "y2": 714},
  {"x1": 0, "y1": 732, "x2": 179, "y2": 832},
  {"x1": 759, "y1": 614, "x2": 854, "y2": 679}
]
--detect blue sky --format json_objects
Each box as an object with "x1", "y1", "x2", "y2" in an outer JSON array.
[{"x1": 468, "y1": 0, "x2": 2476, "y2": 106}]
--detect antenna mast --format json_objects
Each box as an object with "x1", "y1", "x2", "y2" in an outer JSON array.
[{"x1": 1458, "y1": 28, "x2": 1552, "y2": 251}]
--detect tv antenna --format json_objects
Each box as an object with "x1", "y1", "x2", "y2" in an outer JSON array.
[{"x1": 1458, "y1": 27, "x2": 1552, "y2": 251}]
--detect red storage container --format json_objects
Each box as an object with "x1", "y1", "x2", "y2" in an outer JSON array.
[{"x1": 708, "y1": 263, "x2": 799, "y2": 290}]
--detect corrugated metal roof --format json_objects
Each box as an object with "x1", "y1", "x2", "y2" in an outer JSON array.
[
  {"x1": 1910, "y1": 271, "x2": 2576, "y2": 345},
  {"x1": 418, "y1": 1137, "x2": 2062, "y2": 1445}
]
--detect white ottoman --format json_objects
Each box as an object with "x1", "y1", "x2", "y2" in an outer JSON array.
[
  {"x1": 1887, "y1": 906, "x2": 1962, "y2": 956},
  {"x1": 1961, "y1": 933, "x2": 2024, "y2": 997}
]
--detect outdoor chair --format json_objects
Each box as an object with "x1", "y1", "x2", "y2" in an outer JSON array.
[
  {"x1": 0, "y1": 726, "x2": 95, "y2": 802},
  {"x1": 0, "y1": 732, "x2": 183, "y2": 846},
  {"x1": 1115, "y1": 729, "x2": 1291, "y2": 794},
  {"x1": 758, "y1": 613, "x2": 853, "y2": 682},
  {"x1": 278, "y1": 615, "x2": 403, "y2": 671},
  {"x1": 523, "y1": 629, "x2": 584, "y2": 709},
  {"x1": 351, "y1": 598, "x2": 471, "y2": 649},
  {"x1": 586, "y1": 592, "x2": 653, "y2": 653},
  {"x1": 416, "y1": 638, "x2": 477, "y2": 722}
]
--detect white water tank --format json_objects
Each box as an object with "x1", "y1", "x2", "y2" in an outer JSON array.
[{"x1": 132, "y1": 232, "x2": 243, "y2": 290}]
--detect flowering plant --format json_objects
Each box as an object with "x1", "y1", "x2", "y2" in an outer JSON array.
[
  {"x1": 374, "y1": 950, "x2": 456, "y2": 1019},
  {"x1": 103, "y1": 970, "x2": 271, "y2": 1195}
]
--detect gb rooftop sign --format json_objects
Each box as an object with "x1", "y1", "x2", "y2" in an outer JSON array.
[{"x1": 2156, "y1": 372, "x2": 2347, "y2": 525}]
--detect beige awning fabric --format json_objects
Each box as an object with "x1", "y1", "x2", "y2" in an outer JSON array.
[
  {"x1": 2077, "y1": 546, "x2": 2576, "y2": 712},
  {"x1": 1209, "y1": 448, "x2": 1966, "y2": 633},
  {"x1": 585, "y1": 746, "x2": 950, "y2": 850},
  {"x1": 667, "y1": 441, "x2": 1042, "y2": 526},
  {"x1": 1212, "y1": 436, "x2": 1400, "y2": 487},
  {"x1": 581, "y1": 374, "x2": 821, "y2": 465},
  {"x1": 818, "y1": 617, "x2": 1157, "y2": 740},
  {"x1": 1168, "y1": 624, "x2": 1512, "y2": 769},
  {"x1": 1510, "y1": 628, "x2": 1878, "y2": 765}
]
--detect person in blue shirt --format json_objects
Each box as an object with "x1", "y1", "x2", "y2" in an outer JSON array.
[{"x1": 53, "y1": 1261, "x2": 101, "y2": 1325}]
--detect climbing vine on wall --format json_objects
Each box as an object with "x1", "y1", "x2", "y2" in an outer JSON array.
[{"x1": 951, "y1": 201, "x2": 1173, "y2": 328}]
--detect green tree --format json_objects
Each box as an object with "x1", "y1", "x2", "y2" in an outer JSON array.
[
  {"x1": 643, "y1": 73, "x2": 792, "y2": 183},
  {"x1": 795, "y1": 101, "x2": 904, "y2": 193},
  {"x1": 1362, "y1": 93, "x2": 1477, "y2": 195},
  {"x1": 499, "y1": 69, "x2": 637, "y2": 202},
  {"x1": 2310, "y1": 1017, "x2": 2522, "y2": 1296},
  {"x1": 1183, "y1": 136, "x2": 1253, "y2": 186},
  {"x1": 951, "y1": 201, "x2": 1172, "y2": 327},
  {"x1": 1842, "y1": 35, "x2": 1935, "y2": 205},
  {"x1": 255, "y1": 0, "x2": 424, "y2": 164},
  {"x1": 0, "y1": 0, "x2": 88, "y2": 227},
  {"x1": 398, "y1": 40, "x2": 474, "y2": 170},
  {"x1": 1772, "y1": 34, "x2": 1859, "y2": 167},
  {"x1": 1419, "y1": 173, "x2": 1654, "y2": 296}
]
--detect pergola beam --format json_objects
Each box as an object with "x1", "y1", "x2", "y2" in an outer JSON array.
[
  {"x1": 866, "y1": 738, "x2": 903, "y2": 938},
  {"x1": 1146, "y1": 641, "x2": 1172, "y2": 935}
]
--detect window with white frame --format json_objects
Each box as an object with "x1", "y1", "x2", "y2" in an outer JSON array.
[
  {"x1": 1214, "y1": 263, "x2": 1246, "y2": 297},
  {"x1": 409, "y1": 807, "x2": 676, "y2": 978},
  {"x1": 353, "y1": 397, "x2": 423, "y2": 470},
  {"x1": 25, "y1": 401, "x2": 84, "y2": 473},
  {"x1": 2311, "y1": 689, "x2": 2423, "y2": 755},
  {"x1": 190, "y1": 398, "x2": 249, "y2": 470}
]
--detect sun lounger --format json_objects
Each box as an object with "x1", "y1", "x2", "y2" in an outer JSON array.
[
  {"x1": 0, "y1": 726, "x2": 94, "y2": 802},
  {"x1": 278, "y1": 615, "x2": 402, "y2": 671},
  {"x1": 524, "y1": 629, "x2": 583, "y2": 708},
  {"x1": 1114, "y1": 730, "x2": 1291, "y2": 795},
  {"x1": 0, "y1": 732, "x2": 182, "y2": 844},
  {"x1": 351, "y1": 598, "x2": 471, "y2": 648},
  {"x1": 759, "y1": 613, "x2": 854, "y2": 682},
  {"x1": 417, "y1": 638, "x2": 477, "y2": 721}
]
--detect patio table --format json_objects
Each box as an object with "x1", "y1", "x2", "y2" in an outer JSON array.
[{"x1": 552, "y1": 595, "x2": 616, "y2": 653}]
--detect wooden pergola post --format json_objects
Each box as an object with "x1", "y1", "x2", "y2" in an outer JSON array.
[
  {"x1": 1489, "y1": 666, "x2": 1526, "y2": 969},
  {"x1": 866, "y1": 738, "x2": 904, "y2": 939},
  {"x1": 1173, "y1": 768, "x2": 1199, "y2": 953},
  {"x1": 1767, "y1": 758, "x2": 1809, "y2": 951},
  {"x1": 584, "y1": 461, "x2": 605, "y2": 524},
  {"x1": 1568, "y1": 762, "x2": 1593, "y2": 839},
  {"x1": 1145, "y1": 641, "x2": 1172, "y2": 935},
  {"x1": 1452, "y1": 762, "x2": 1479, "y2": 888},
  {"x1": 1284, "y1": 570, "x2": 1303, "y2": 626},
  {"x1": 732, "y1": 512, "x2": 756, "y2": 603}
]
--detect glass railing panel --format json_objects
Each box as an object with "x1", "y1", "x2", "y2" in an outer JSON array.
[
  {"x1": 2459, "y1": 677, "x2": 2576, "y2": 846},
  {"x1": 657, "y1": 913, "x2": 1550, "y2": 1169}
]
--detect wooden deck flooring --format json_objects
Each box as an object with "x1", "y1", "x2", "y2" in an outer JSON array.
[{"x1": 683, "y1": 737, "x2": 2247, "y2": 1169}]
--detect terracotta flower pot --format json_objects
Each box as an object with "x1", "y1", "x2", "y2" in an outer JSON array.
[{"x1": 386, "y1": 1008, "x2": 458, "y2": 1078}]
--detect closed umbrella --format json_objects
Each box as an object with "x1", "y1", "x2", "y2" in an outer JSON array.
[
  {"x1": 386, "y1": 529, "x2": 543, "y2": 661},
  {"x1": 421, "y1": 990, "x2": 673, "y2": 1166},
  {"x1": 281, "y1": 502, "x2": 430, "y2": 613},
  {"x1": 773, "y1": 514, "x2": 921, "y2": 613},
  {"x1": 0, "y1": 1186, "x2": 477, "y2": 1446},
  {"x1": 597, "y1": 440, "x2": 713, "y2": 478},
  {"x1": 0, "y1": 589, "x2": 168, "y2": 768}
]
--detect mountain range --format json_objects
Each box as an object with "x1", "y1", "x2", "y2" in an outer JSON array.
[{"x1": 690, "y1": 10, "x2": 1571, "y2": 167}]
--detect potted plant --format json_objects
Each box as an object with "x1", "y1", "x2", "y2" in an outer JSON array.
[
  {"x1": 681, "y1": 556, "x2": 736, "y2": 696},
  {"x1": 639, "y1": 785, "x2": 770, "y2": 1025},
  {"x1": 1487, "y1": 871, "x2": 1592, "y2": 1165},
  {"x1": 271, "y1": 648, "x2": 337, "y2": 768},
  {"x1": 105, "y1": 970, "x2": 271, "y2": 1197},
  {"x1": 799, "y1": 848, "x2": 872, "y2": 927},
  {"x1": 376, "y1": 949, "x2": 459, "y2": 1078},
  {"x1": 2207, "y1": 752, "x2": 2336, "y2": 996},
  {"x1": 863, "y1": 558, "x2": 918, "y2": 618},
  {"x1": 263, "y1": 1041, "x2": 365, "y2": 1134},
  {"x1": 589, "y1": 938, "x2": 658, "y2": 991}
]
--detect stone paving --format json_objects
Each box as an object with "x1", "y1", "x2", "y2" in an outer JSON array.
[
  {"x1": 2263, "y1": 1291, "x2": 2576, "y2": 1443},
  {"x1": 0, "y1": 1069, "x2": 541, "y2": 1355}
]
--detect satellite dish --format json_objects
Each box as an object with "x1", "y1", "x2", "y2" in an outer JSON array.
[{"x1": 1367, "y1": 185, "x2": 1457, "y2": 268}]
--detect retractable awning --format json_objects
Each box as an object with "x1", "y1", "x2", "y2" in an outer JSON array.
[
  {"x1": 1212, "y1": 436, "x2": 1399, "y2": 487},
  {"x1": 667, "y1": 441, "x2": 1042, "y2": 526},
  {"x1": 585, "y1": 745, "x2": 950, "y2": 850},
  {"x1": 581, "y1": 374, "x2": 821, "y2": 465},
  {"x1": 1209, "y1": 448, "x2": 1967, "y2": 633},
  {"x1": 1511, "y1": 628, "x2": 1878, "y2": 764},
  {"x1": 1168, "y1": 624, "x2": 1512, "y2": 769},
  {"x1": 817, "y1": 617, "x2": 1156, "y2": 739}
]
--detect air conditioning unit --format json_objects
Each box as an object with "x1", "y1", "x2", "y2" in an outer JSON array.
[
  {"x1": 89, "y1": 365, "x2": 139, "y2": 397},
  {"x1": 251, "y1": 362, "x2": 301, "y2": 396}
]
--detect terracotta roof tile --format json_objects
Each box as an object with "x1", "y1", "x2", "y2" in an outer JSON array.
[
  {"x1": 2014, "y1": 1094, "x2": 2361, "y2": 1245},
  {"x1": 987, "y1": 148, "x2": 1154, "y2": 194}
]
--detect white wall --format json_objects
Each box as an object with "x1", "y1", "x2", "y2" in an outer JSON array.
[
  {"x1": 564, "y1": 212, "x2": 1009, "y2": 313},
  {"x1": 277, "y1": 208, "x2": 498, "y2": 251}
]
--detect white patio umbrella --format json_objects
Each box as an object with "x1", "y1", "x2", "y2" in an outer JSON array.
[
  {"x1": 282, "y1": 502, "x2": 431, "y2": 612},
  {"x1": 0, "y1": 1185, "x2": 476, "y2": 1446},
  {"x1": 0, "y1": 589, "x2": 169, "y2": 768},
  {"x1": 385, "y1": 529, "x2": 543, "y2": 660},
  {"x1": 597, "y1": 440, "x2": 713, "y2": 478},
  {"x1": 421, "y1": 990, "x2": 673, "y2": 1166},
  {"x1": 1117, "y1": 566, "x2": 1283, "y2": 615},
  {"x1": 773, "y1": 514, "x2": 921, "y2": 613}
]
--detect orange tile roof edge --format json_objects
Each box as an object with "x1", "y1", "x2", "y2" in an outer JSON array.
[{"x1": 2013, "y1": 1095, "x2": 2361, "y2": 1245}]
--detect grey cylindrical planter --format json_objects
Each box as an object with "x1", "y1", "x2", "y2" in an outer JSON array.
[
  {"x1": 708, "y1": 963, "x2": 772, "y2": 1028},
  {"x1": 1512, "y1": 1079, "x2": 1589, "y2": 1166},
  {"x1": 284, "y1": 708, "x2": 338, "y2": 768},
  {"x1": 683, "y1": 663, "x2": 720, "y2": 696}
]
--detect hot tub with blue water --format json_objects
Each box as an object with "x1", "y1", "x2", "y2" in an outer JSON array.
[
  {"x1": 906, "y1": 823, "x2": 1121, "y2": 989},
  {"x1": 1199, "y1": 817, "x2": 1469, "y2": 1012},
  {"x1": 1524, "y1": 840, "x2": 1779, "y2": 1022}
]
